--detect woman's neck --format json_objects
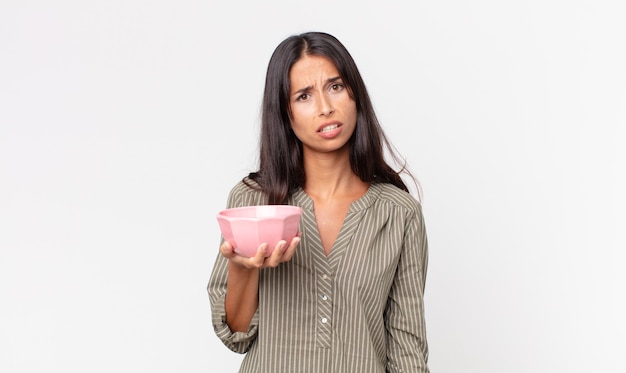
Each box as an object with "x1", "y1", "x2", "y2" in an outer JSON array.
[{"x1": 302, "y1": 148, "x2": 367, "y2": 201}]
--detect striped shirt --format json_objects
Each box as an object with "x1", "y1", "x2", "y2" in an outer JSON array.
[{"x1": 208, "y1": 179, "x2": 429, "y2": 372}]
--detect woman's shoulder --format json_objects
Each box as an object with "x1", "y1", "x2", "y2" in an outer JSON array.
[
  {"x1": 228, "y1": 176, "x2": 260, "y2": 194},
  {"x1": 375, "y1": 182, "x2": 423, "y2": 215},
  {"x1": 226, "y1": 177, "x2": 267, "y2": 208}
]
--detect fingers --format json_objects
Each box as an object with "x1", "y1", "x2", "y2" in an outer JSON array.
[
  {"x1": 219, "y1": 240, "x2": 235, "y2": 258},
  {"x1": 265, "y1": 235, "x2": 302, "y2": 266},
  {"x1": 249, "y1": 243, "x2": 269, "y2": 268},
  {"x1": 264, "y1": 240, "x2": 287, "y2": 268},
  {"x1": 220, "y1": 240, "x2": 265, "y2": 269},
  {"x1": 220, "y1": 234, "x2": 302, "y2": 269},
  {"x1": 281, "y1": 236, "x2": 300, "y2": 262}
]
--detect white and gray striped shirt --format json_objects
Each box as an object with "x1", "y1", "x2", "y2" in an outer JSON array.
[{"x1": 208, "y1": 179, "x2": 429, "y2": 372}]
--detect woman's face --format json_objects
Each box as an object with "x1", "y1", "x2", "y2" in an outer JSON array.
[{"x1": 288, "y1": 55, "x2": 357, "y2": 157}]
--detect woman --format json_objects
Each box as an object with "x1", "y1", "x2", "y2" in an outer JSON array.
[{"x1": 208, "y1": 31, "x2": 429, "y2": 372}]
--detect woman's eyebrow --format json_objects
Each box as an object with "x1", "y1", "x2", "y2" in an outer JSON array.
[
  {"x1": 292, "y1": 76, "x2": 343, "y2": 96},
  {"x1": 292, "y1": 85, "x2": 312, "y2": 96},
  {"x1": 326, "y1": 76, "x2": 342, "y2": 85}
]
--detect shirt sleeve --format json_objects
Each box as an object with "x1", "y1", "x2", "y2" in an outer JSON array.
[
  {"x1": 207, "y1": 180, "x2": 264, "y2": 353},
  {"x1": 385, "y1": 204, "x2": 430, "y2": 373},
  {"x1": 208, "y1": 252, "x2": 259, "y2": 353}
]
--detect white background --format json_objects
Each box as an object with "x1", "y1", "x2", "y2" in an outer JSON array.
[{"x1": 1, "y1": 0, "x2": 625, "y2": 372}]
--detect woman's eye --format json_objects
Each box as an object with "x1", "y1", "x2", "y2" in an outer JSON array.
[
  {"x1": 297, "y1": 94, "x2": 309, "y2": 101},
  {"x1": 331, "y1": 83, "x2": 343, "y2": 92}
]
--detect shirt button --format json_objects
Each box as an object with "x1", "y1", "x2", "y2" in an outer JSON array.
[
  {"x1": 321, "y1": 317, "x2": 328, "y2": 324},
  {"x1": 321, "y1": 294, "x2": 328, "y2": 300},
  {"x1": 323, "y1": 274, "x2": 329, "y2": 280}
]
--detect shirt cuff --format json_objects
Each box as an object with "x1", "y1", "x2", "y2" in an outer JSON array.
[{"x1": 211, "y1": 293, "x2": 259, "y2": 353}]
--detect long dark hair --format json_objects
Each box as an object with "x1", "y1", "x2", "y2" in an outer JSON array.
[{"x1": 247, "y1": 31, "x2": 416, "y2": 204}]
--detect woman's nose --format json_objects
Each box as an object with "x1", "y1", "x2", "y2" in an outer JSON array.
[{"x1": 318, "y1": 93, "x2": 335, "y2": 116}]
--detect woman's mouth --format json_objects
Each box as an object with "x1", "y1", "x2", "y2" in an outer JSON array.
[
  {"x1": 319, "y1": 124, "x2": 340, "y2": 133},
  {"x1": 317, "y1": 122, "x2": 343, "y2": 139}
]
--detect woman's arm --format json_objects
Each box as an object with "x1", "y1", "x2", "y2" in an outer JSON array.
[
  {"x1": 207, "y1": 236, "x2": 299, "y2": 351},
  {"x1": 224, "y1": 256, "x2": 260, "y2": 332},
  {"x1": 385, "y1": 206, "x2": 430, "y2": 373},
  {"x1": 222, "y1": 238, "x2": 299, "y2": 332}
]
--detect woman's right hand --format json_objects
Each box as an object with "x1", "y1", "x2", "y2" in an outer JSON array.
[{"x1": 219, "y1": 233, "x2": 301, "y2": 269}]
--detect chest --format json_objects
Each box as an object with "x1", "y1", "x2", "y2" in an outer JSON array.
[{"x1": 313, "y1": 199, "x2": 352, "y2": 256}]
